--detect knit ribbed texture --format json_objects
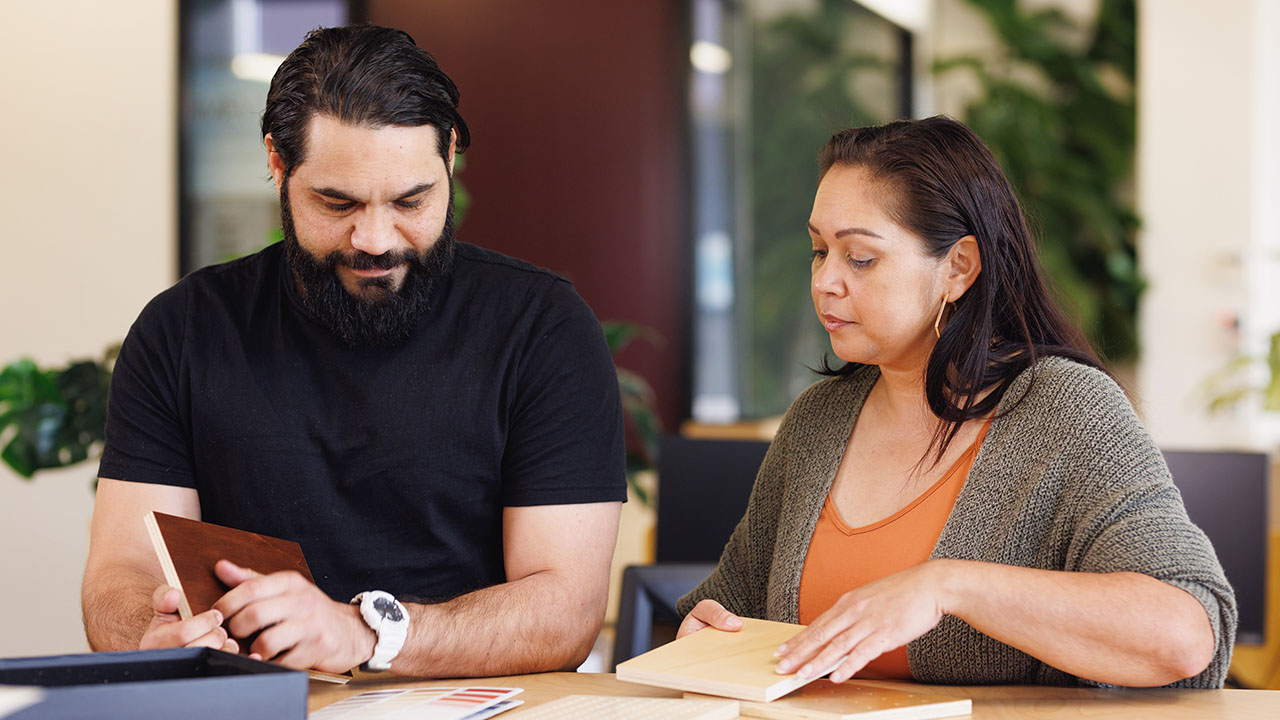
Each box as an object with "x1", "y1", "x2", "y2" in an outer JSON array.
[{"x1": 677, "y1": 356, "x2": 1236, "y2": 688}]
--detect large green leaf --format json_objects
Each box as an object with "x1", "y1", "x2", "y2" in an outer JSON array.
[
  {"x1": 937, "y1": 0, "x2": 1141, "y2": 360},
  {"x1": 601, "y1": 322, "x2": 663, "y2": 505},
  {"x1": 0, "y1": 354, "x2": 113, "y2": 480},
  {"x1": 1265, "y1": 333, "x2": 1280, "y2": 413}
]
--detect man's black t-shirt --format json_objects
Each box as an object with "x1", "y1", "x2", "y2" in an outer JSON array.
[{"x1": 99, "y1": 242, "x2": 626, "y2": 603}]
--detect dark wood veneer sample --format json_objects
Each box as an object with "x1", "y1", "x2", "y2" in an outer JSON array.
[
  {"x1": 144, "y1": 511, "x2": 349, "y2": 683},
  {"x1": 145, "y1": 511, "x2": 314, "y2": 618}
]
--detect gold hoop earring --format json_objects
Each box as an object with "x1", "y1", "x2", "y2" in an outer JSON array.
[{"x1": 934, "y1": 292, "x2": 950, "y2": 339}]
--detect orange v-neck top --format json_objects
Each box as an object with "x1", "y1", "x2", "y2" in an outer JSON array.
[{"x1": 797, "y1": 419, "x2": 992, "y2": 680}]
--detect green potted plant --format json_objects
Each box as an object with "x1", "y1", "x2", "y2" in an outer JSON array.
[
  {"x1": 1203, "y1": 330, "x2": 1280, "y2": 415},
  {"x1": 0, "y1": 348, "x2": 115, "y2": 481},
  {"x1": 935, "y1": 0, "x2": 1142, "y2": 361},
  {"x1": 602, "y1": 321, "x2": 663, "y2": 506}
]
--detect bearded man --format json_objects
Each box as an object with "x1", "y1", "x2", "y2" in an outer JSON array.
[{"x1": 81, "y1": 25, "x2": 625, "y2": 678}]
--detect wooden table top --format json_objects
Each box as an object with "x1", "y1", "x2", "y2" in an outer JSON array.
[{"x1": 308, "y1": 671, "x2": 1280, "y2": 718}]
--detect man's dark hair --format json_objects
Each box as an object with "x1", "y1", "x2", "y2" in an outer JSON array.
[
  {"x1": 261, "y1": 25, "x2": 470, "y2": 176},
  {"x1": 816, "y1": 116, "x2": 1106, "y2": 463}
]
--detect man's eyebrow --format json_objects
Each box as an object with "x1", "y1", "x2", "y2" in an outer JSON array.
[
  {"x1": 312, "y1": 186, "x2": 358, "y2": 202},
  {"x1": 309, "y1": 182, "x2": 436, "y2": 203},
  {"x1": 807, "y1": 222, "x2": 885, "y2": 240},
  {"x1": 393, "y1": 182, "x2": 435, "y2": 200}
]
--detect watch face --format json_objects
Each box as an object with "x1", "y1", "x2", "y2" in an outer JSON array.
[{"x1": 372, "y1": 596, "x2": 404, "y2": 622}]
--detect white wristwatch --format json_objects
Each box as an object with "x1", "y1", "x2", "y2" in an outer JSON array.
[{"x1": 350, "y1": 591, "x2": 410, "y2": 672}]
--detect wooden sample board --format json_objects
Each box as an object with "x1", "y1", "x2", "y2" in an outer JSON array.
[
  {"x1": 513, "y1": 695, "x2": 739, "y2": 720},
  {"x1": 688, "y1": 680, "x2": 971, "y2": 720},
  {"x1": 616, "y1": 618, "x2": 844, "y2": 702},
  {"x1": 144, "y1": 511, "x2": 350, "y2": 684}
]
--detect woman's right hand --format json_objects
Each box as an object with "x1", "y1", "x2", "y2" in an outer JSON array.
[{"x1": 676, "y1": 599, "x2": 745, "y2": 639}]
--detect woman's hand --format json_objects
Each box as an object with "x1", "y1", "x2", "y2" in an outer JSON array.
[
  {"x1": 776, "y1": 560, "x2": 950, "y2": 683},
  {"x1": 676, "y1": 599, "x2": 745, "y2": 639}
]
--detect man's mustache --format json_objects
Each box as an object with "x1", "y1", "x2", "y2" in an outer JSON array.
[{"x1": 326, "y1": 250, "x2": 417, "y2": 271}]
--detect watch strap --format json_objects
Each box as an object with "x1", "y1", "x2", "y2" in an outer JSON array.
[{"x1": 350, "y1": 591, "x2": 409, "y2": 672}]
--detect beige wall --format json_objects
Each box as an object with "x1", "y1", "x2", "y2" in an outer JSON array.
[
  {"x1": 1137, "y1": 0, "x2": 1280, "y2": 452},
  {"x1": 0, "y1": 1, "x2": 176, "y2": 656}
]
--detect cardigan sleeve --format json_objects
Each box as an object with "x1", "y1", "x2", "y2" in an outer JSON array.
[{"x1": 1046, "y1": 362, "x2": 1237, "y2": 688}]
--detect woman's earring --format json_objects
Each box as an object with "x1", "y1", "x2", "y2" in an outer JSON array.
[{"x1": 934, "y1": 292, "x2": 950, "y2": 339}]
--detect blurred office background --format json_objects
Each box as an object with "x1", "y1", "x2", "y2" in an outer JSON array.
[{"x1": 2, "y1": 0, "x2": 1278, "y2": 688}]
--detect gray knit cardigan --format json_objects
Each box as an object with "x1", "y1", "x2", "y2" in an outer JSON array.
[{"x1": 677, "y1": 357, "x2": 1236, "y2": 688}]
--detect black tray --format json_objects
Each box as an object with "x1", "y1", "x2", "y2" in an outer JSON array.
[{"x1": 0, "y1": 647, "x2": 306, "y2": 719}]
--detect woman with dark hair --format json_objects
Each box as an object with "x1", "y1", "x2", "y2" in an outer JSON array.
[{"x1": 675, "y1": 116, "x2": 1235, "y2": 688}]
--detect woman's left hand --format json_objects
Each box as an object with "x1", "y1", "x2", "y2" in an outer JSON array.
[{"x1": 775, "y1": 560, "x2": 952, "y2": 683}]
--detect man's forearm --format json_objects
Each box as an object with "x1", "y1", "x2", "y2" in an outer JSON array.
[
  {"x1": 82, "y1": 566, "x2": 159, "y2": 651},
  {"x1": 392, "y1": 569, "x2": 604, "y2": 678}
]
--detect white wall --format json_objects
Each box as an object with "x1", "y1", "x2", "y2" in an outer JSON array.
[
  {"x1": 1137, "y1": 0, "x2": 1280, "y2": 451},
  {"x1": 0, "y1": 1, "x2": 176, "y2": 656}
]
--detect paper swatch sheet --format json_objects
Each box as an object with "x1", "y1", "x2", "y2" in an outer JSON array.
[
  {"x1": 309, "y1": 686, "x2": 523, "y2": 720},
  {"x1": 0, "y1": 686, "x2": 43, "y2": 719},
  {"x1": 512, "y1": 695, "x2": 739, "y2": 720}
]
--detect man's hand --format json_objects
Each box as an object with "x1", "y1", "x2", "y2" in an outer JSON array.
[
  {"x1": 676, "y1": 599, "x2": 744, "y2": 639},
  {"x1": 213, "y1": 560, "x2": 376, "y2": 673},
  {"x1": 138, "y1": 585, "x2": 239, "y2": 653}
]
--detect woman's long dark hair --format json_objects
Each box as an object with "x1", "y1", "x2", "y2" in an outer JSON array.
[{"x1": 816, "y1": 116, "x2": 1106, "y2": 464}]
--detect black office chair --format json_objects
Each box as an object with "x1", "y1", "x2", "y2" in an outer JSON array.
[
  {"x1": 1161, "y1": 449, "x2": 1269, "y2": 646},
  {"x1": 609, "y1": 435, "x2": 770, "y2": 669},
  {"x1": 609, "y1": 563, "x2": 717, "y2": 670}
]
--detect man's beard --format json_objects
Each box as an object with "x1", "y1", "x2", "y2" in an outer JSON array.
[{"x1": 280, "y1": 180, "x2": 456, "y2": 348}]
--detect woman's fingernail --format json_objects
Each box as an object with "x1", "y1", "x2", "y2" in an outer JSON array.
[{"x1": 799, "y1": 664, "x2": 814, "y2": 680}]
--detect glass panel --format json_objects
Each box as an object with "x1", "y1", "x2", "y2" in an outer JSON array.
[
  {"x1": 690, "y1": 0, "x2": 912, "y2": 421},
  {"x1": 181, "y1": 0, "x2": 349, "y2": 274},
  {"x1": 689, "y1": 0, "x2": 748, "y2": 423}
]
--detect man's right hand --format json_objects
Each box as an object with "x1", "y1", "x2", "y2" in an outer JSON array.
[
  {"x1": 138, "y1": 585, "x2": 239, "y2": 653},
  {"x1": 676, "y1": 599, "x2": 744, "y2": 639}
]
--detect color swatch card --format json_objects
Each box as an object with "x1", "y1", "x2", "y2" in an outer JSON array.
[
  {"x1": 512, "y1": 695, "x2": 738, "y2": 720},
  {"x1": 617, "y1": 618, "x2": 845, "y2": 702},
  {"x1": 309, "y1": 687, "x2": 523, "y2": 720},
  {"x1": 144, "y1": 511, "x2": 350, "y2": 684},
  {"x1": 688, "y1": 680, "x2": 972, "y2": 720}
]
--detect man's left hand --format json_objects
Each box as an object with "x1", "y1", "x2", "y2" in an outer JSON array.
[{"x1": 212, "y1": 560, "x2": 376, "y2": 673}]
